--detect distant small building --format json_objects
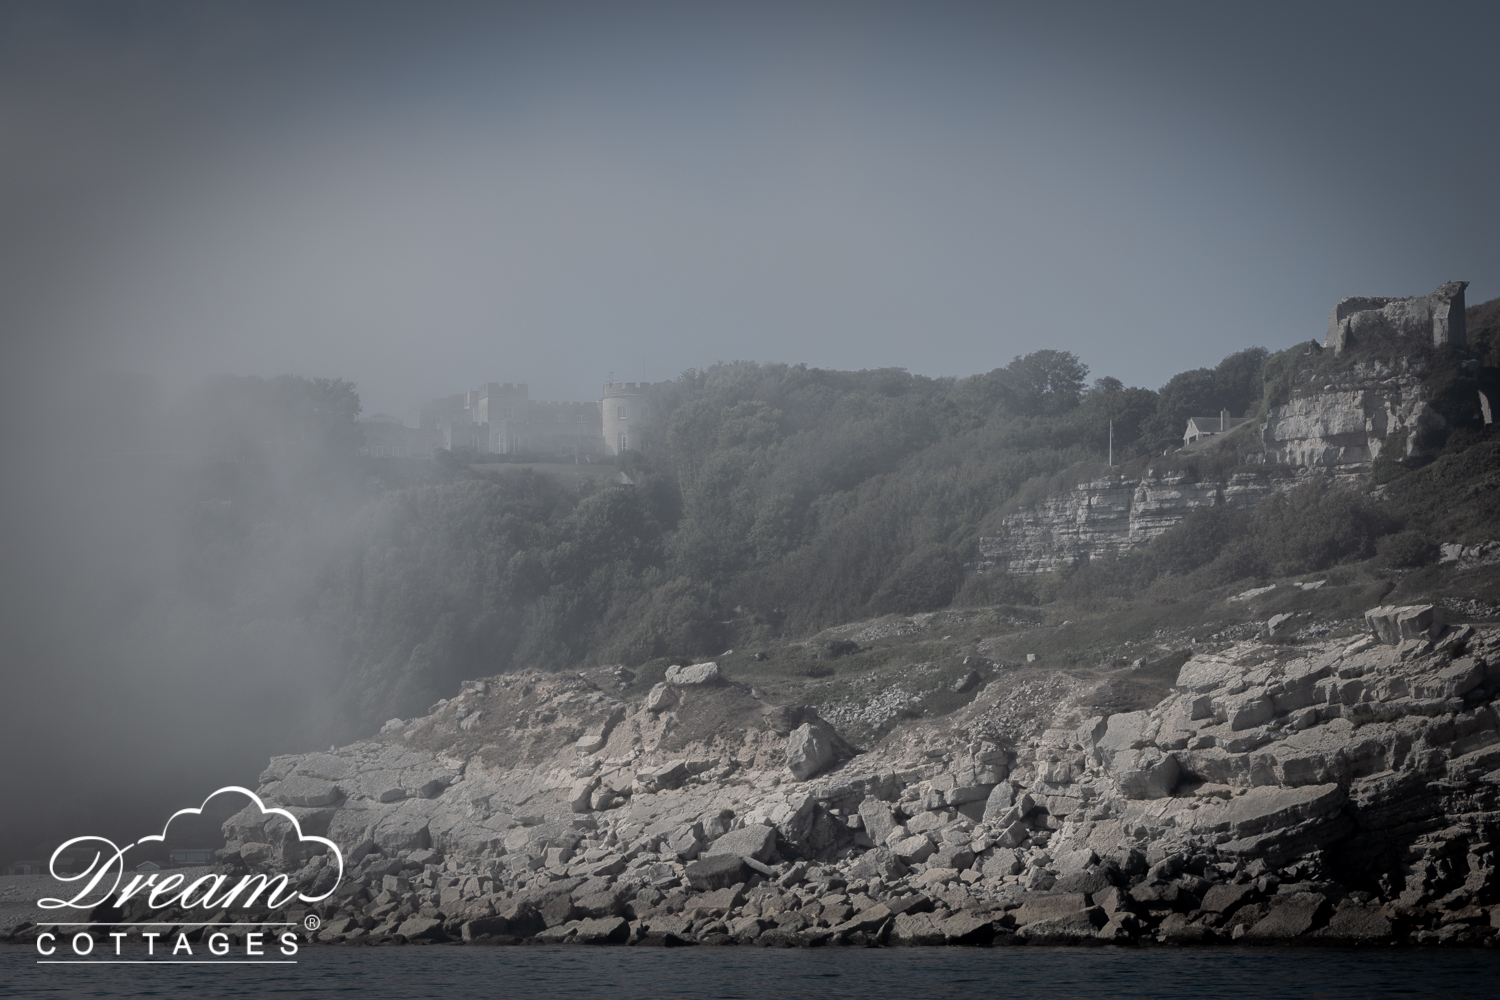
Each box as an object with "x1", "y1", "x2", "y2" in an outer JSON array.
[
  {"x1": 1183, "y1": 409, "x2": 1252, "y2": 448},
  {"x1": 6, "y1": 860, "x2": 43, "y2": 875},
  {"x1": 135, "y1": 860, "x2": 161, "y2": 872}
]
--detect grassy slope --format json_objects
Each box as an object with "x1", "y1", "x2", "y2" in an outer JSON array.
[{"x1": 654, "y1": 528, "x2": 1500, "y2": 749}]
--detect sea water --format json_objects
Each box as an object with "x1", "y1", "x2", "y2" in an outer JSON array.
[{"x1": 3, "y1": 944, "x2": 1496, "y2": 999}]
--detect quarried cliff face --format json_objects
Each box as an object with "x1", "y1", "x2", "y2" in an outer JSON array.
[
  {"x1": 977, "y1": 471, "x2": 1285, "y2": 576},
  {"x1": 1261, "y1": 358, "x2": 1445, "y2": 468}
]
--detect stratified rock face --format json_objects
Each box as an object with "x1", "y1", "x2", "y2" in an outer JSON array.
[
  {"x1": 978, "y1": 472, "x2": 1284, "y2": 574},
  {"x1": 1325, "y1": 281, "x2": 1468, "y2": 353},
  {"x1": 1261, "y1": 358, "x2": 1445, "y2": 468}
]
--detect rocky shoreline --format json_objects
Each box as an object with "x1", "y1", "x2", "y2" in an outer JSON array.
[{"x1": 7, "y1": 603, "x2": 1500, "y2": 950}]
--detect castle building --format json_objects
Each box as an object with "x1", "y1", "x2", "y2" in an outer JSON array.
[
  {"x1": 601, "y1": 381, "x2": 661, "y2": 455},
  {"x1": 362, "y1": 379, "x2": 668, "y2": 461},
  {"x1": 371, "y1": 382, "x2": 609, "y2": 461}
]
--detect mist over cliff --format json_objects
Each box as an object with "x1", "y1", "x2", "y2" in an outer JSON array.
[{"x1": 2, "y1": 300, "x2": 1497, "y2": 868}]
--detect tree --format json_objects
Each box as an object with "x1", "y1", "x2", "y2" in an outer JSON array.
[
  {"x1": 995, "y1": 350, "x2": 1089, "y2": 415},
  {"x1": 1137, "y1": 347, "x2": 1269, "y2": 454}
]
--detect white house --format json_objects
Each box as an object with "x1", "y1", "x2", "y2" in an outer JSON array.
[{"x1": 1183, "y1": 409, "x2": 1252, "y2": 448}]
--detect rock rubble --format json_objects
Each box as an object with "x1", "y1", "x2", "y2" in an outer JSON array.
[{"x1": 9, "y1": 610, "x2": 1500, "y2": 950}]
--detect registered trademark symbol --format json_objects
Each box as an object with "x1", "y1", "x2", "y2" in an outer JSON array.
[{"x1": 304, "y1": 915, "x2": 321, "y2": 931}]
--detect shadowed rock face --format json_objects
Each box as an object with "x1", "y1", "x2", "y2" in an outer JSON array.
[
  {"x1": 1325, "y1": 281, "x2": 1468, "y2": 353},
  {"x1": 1260, "y1": 358, "x2": 1446, "y2": 468},
  {"x1": 32, "y1": 612, "x2": 1485, "y2": 951}
]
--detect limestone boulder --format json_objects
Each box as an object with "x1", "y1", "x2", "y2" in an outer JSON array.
[
  {"x1": 704, "y1": 823, "x2": 778, "y2": 864},
  {"x1": 1242, "y1": 892, "x2": 1330, "y2": 941},
  {"x1": 270, "y1": 775, "x2": 342, "y2": 808},
  {"x1": 857, "y1": 797, "x2": 900, "y2": 846},
  {"x1": 1111, "y1": 748, "x2": 1179, "y2": 799},
  {"x1": 683, "y1": 853, "x2": 749, "y2": 891},
  {"x1": 665, "y1": 662, "x2": 721, "y2": 686},
  {"x1": 892, "y1": 834, "x2": 935, "y2": 864},
  {"x1": 568, "y1": 777, "x2": 599, "y2": 814},
  {"x1": 644, "y1": 683, "x2": 677, "y2": 713},
  {"x1": 1365, "y1": 604, "x2": 1443, "y2": 644},
  {"x1": 981, "y1": 782, "x2": 1015, "y2": 823},
  {"x1": 786, "y1": 723, "x2": 836, "y2": 781}
]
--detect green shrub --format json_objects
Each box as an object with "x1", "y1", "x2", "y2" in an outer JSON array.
[
  {"x1": 869, "y1": 543, "x2": 964, "y2": 614},
  {"x1": 1377, "y1": 531, "x2": 1438, "y2": 568},
  {"x1": 1250, "y1": 478, "x2": 1397, "y2": 574},
  {"x1": 954, "y1": 572, "x2": 1039, "y2": 607},
  {"x1": 1371, "y1": 427, "x2": 1409, "y2": 484}
]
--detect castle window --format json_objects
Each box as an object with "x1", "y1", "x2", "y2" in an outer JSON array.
[
  {"x1": 618, "y1": 432, "x2": 627, "y2": 452},
  {"x1": 617, "y1": 406, "x2": 627, "y2": 419}
]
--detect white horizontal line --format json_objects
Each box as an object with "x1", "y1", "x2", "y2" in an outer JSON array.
[
  {"x1": 38, "y1": 961, "x2": 297, "y2": 965},
  {"x1": 43, "y1": 922, "x2": 297, "y2": 926}
]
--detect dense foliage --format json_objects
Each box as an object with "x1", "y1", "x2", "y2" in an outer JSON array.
[{"x1": 144, "y1": 301, "x2": 1500, "y2": 728}]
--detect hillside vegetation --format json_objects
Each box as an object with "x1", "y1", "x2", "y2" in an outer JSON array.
[{"x1": 135, "y1": 301, "x2": 1500, "y2": 734}]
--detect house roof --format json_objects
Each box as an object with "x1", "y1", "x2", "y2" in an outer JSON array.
[{"x1": 1185, "y1": 415, "x2": 1251, "y2": 431}]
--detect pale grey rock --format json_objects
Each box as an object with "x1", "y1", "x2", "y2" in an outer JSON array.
[
  {"x1": 1051, "y1": 846, "x2": 1097, "y2": 876},
  {"x1": 993, "y1": 821, "x2": 1028, "y2": 849},
  {"x1": 667, "y1": 825, "x2": 704, "y2": 861},
  {"x1": 665, "y1": 661, "x2": 720, "y2": 686},
  {"x1": 1440, "y1": 540, "x2": 1500, "y2": 567},
  {"x1": 1242, "y1": 892, "x2": 1330, "y2": 940},
  {"x1": 892, "y1": 834, "x2": 936, "y2": 864},
  {"x1": 704, "y1": 823, "x2": 777, "y2": 864},
  {"x1": 1111, "y1": 748, "x2": 1179, "y2": 799},
  {"x1": 569, "y1": 777, "x2": 599, "y2": 814},
  {"x1": 1366, "y1": 604, "x2": 1443, "y2": 644},
  {"x1": 1325, "y1": 281, "x2": 1468, "y2": 353},
  {"x1": 929, "y1": 844, "x2": 975, "y2": 871},
  {"x1": 977, "y1": 472, "x2": 1282, "y2": 575},
  {"x1": 945, "y1": 784, "x2": 993, "y2": 805},
  {"x1": 981, "y1": 848, "x2": 1022, "y2": 877},
  {"x1": 1217, "y1": 691, "x2": 1275, "y2": 731},
  {"x1": 905, "y1": 811, "x2": 946, "y2": 834},
  {"x1": 1231, "y1": 584, "x2": 1277, "y2": 601},
  {"x1": 271, "y1": 775, "x2": 342, "y2": 808},
  {"x1": 857, "y1": 797, "x2": 900, "y2": 845},
  {"x1": 1262, "y1": 358, "x2": 1445, "y2": 467},
  {"x1": 981, "y1": 782, "x2": 1015, "y2": 823},
  {"x1": 786, "y1": 723, "x2": 836, "y2": 781},
  {"x1": 575, "y1": 705, "x2": 625, "y2": 753},
  {"x1": 644, "y1": 683, "x2": 677, "y2": 713}
]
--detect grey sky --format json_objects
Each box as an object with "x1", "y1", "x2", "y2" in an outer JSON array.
[{"x1": 3, "y1": 0, "x2": 1497, "y2": 416}]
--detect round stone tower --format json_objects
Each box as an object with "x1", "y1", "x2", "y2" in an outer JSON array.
[{"x1": 601, "y1": 381, "x2": 653, "y2": 455}]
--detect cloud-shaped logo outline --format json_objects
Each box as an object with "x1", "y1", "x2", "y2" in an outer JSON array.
[
  {"x1": 135, "y1": 785, "x2": 344, "y2": 903},
  {"x1": 41, "y1": 785, "x2": 345, "y2": 911}
]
